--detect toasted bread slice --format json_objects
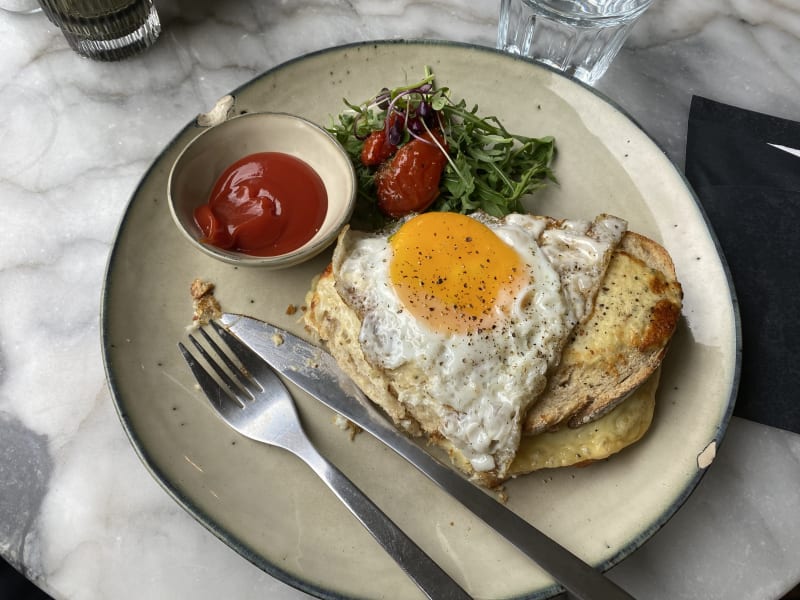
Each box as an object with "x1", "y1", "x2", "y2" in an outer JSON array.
[
  {"x1": 305, "y1": 214, "x2": 628, "y2": 487},
  {"x1": 305, "y1": 225, "x2": 680, "y2": 486},
  {"x1": 523, "y1": 232, "x2": 683, "y2": 435},
  {"x1": 305, "y1": 264, "x2": 427, "y2": 437}
]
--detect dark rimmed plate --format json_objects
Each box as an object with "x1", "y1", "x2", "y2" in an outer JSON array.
[{"x1": 101, "y1": 40, "x2": 739, "y2": 599}]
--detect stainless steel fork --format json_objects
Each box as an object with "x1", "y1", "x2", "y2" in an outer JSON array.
[{"x1": 178, "y1": 322, "x2": 471, "y2": 600}]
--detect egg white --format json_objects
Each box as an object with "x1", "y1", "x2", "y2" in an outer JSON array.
[{"x1": 335, "y1": 215, "x2": 560, "y2": 473}]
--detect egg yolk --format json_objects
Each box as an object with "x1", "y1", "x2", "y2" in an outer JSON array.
[{"x1": 389, "y1": 212, "x2": 526, "y2": 334}]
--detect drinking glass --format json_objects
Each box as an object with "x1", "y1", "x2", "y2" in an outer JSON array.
[
  {"x1": 497, "y1": 0, "x2": 655, "y2": 84},
  {"x1": 37, "y1": 0, "x2": 160, "y2": 61}
]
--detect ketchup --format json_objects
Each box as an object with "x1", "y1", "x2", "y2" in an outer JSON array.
[{"x1": 193, "y1": 152, "x2": 328, "y2": 257}]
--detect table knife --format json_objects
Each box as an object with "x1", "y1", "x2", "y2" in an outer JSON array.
[{"x1": 220, "y1": 312, "x2": 634, "y2": 600}]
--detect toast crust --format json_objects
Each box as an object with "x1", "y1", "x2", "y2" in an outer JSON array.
[{"x1": 523, "y1": 231, "x2": 682, "y2": 434}]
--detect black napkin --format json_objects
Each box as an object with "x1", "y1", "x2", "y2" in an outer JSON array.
[{"x1": 685, "y1": 96, "x2": 800, "y2": 434}]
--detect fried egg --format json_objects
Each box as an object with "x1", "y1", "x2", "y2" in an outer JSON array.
[{"x1": 331, "y1": 211, "x2": 626, "y2": 479}]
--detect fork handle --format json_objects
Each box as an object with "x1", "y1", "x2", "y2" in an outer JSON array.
[{"x1": 293, "y1": 440, "x2": 472, "y2": 600}]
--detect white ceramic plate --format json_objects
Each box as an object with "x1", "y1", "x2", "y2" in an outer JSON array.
[{"x1": 102, "y1": 41, "x2": 739, "y2": 600}]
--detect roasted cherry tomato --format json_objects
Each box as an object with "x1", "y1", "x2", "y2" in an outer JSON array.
[
  {"x1": 360, "y1": 113, "x2": 402, "y2": 166},
  {"x1": 375, "y1": 130, "x2": 447, "y2": 217}
]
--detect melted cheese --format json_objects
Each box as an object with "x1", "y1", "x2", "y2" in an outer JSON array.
[{"x1": 509, "y1": 370, "x2": 658, "y2": 475}]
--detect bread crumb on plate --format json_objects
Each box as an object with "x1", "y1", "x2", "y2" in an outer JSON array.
[{"x1": 189, "y1": 278, "x2": 222, "y2": 327}]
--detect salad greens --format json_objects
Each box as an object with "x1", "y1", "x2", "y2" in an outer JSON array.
[{"x1": 326, "y1": 67, "x2": 557, "y2": 228}]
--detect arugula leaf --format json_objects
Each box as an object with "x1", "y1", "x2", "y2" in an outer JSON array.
[{"x1": 326, "y1": 69, "x2": 557, "y2": 228}]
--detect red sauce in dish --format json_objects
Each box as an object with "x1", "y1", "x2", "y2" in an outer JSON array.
[{"x1": 193, "y1": 152, "x2": 328, "y2": 257}]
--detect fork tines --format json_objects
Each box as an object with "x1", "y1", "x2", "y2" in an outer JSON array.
[{"x1": 178, "y1": 322, "x2": 261, "y2": 409}]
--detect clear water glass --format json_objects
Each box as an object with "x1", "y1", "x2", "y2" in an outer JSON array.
[
  {"x1": 497, "y1": 0, "x2": 655, "y2": 84},
  {"x1": 37, "y1": 0, "x2": 160, "y2": 61}
]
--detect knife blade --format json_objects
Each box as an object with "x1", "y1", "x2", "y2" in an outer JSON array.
[{"x1": 220, "y1": 312, "x2": 634, "y2": 600}]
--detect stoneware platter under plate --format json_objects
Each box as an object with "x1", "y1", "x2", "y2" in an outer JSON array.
[{"x1": 102, "y1": 41, "x2": 739, "y2": 600}]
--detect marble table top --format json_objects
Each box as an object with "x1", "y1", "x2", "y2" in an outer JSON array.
[{"x1": 1, "y1": 1, "x2": 799, "y2": 599}]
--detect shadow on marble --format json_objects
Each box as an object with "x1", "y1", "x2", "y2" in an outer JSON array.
[{"x1": 0, "y1": 557, "x2": 51, "y2": 600}]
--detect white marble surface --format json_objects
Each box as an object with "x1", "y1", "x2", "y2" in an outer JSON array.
[{"x1": 1, "y1": 0, "x2": 799, "y2": 599}]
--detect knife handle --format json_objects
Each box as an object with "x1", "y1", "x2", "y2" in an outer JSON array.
[{"x1": 359, "y1": 413, "x2": 635, "y2": 600}]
